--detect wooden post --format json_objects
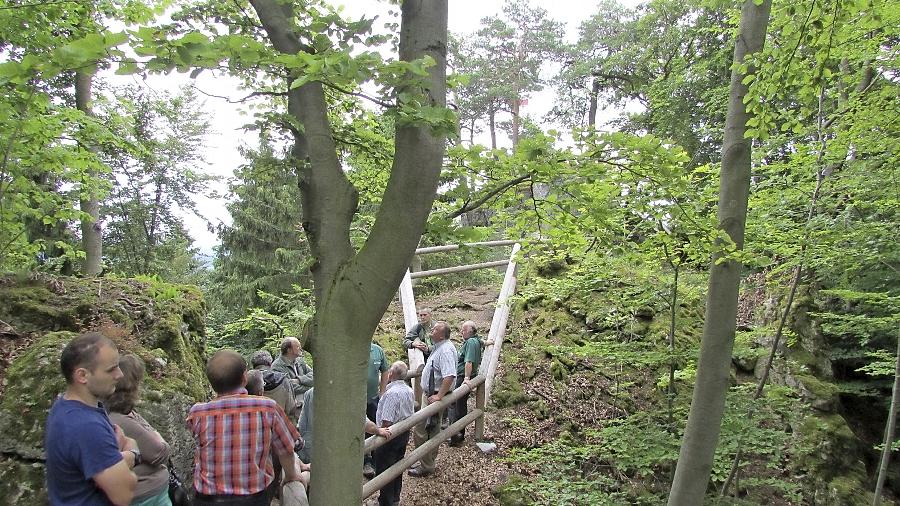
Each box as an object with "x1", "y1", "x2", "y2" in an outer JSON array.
[
  {"x1": 474, "y1": 380, "x2": 486, "y2": 441},
  {"x1": 399, "y1": 269, "x2": 425, "y2": 391},
  {"x1": 481, "y1": 243, "x2": 520, "y2": 404}
]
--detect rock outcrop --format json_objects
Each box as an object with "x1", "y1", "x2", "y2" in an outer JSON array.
[{"x1": 0, "y1": 274, "x2": 208, "y2": 504}]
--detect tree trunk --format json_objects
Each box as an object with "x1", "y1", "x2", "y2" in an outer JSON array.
[
  {"x1": 666, "y1": 1, "x2": 771, "y2": 504},
  {"x1": 74, "y1": 71, "x2": 102, "y2": 276},
  {"x1": 489, "y1": 106, "x2": 497, "y2": 150},
  {"x1": 873, "y1": 336, "x2": 900, "y2": 506},
  {"x1": 588, "y1": 77, "x2": 600, "y2": 128},
  {"x1": 249, "y1": 1, "x2": 448, "y2": 504}
]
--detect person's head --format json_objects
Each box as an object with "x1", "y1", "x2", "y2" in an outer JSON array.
[
  {"x1": 250, "y1": 350, "x2": 274, "y2": 369},
  {"x1": 388, "y1": 361, "x2": 409, "y2": 382},
  {"x1": 206, "y1": 349, "x2": 247, "y2": 395},
  {"x1": 246, "y1": 369, "x2": 264, "y2": 396},
  {"x1": 431, "y1": 321, "x2": 450, "y2": 342},
  {"x1": 417, "y1": 308, "x2": 433, "y2": 325},
  {"x1": 60, "y1": 333, "x2": 123, "y2": 399},
  {"x1": 461, "y1": 321, "x2": 477, "y2": 339},
  {"x1": 105, "y1": 354, "x2": 145, "y2": 414},
  {"x1": 280, "y1": 337, "x2": 301, "y2": 359}
]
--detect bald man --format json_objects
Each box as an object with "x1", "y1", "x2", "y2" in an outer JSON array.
[{"x1": 187, "y1": 350, "x2": 307, "y2": 505}]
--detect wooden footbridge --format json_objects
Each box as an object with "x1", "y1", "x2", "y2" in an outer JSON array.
[{"x1": 362, "y1": 240, "x2": 522, "y2": 499}]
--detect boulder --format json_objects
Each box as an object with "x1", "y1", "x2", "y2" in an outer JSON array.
[{"x1": 0, "y1": 275, "x2": 208, "y2": 503}]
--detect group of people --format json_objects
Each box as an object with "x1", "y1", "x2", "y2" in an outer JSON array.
[
  {"x1": 43, "y1": 308, "x2": 489, "y2": 506},
  {"x1": 402, "y1": 309, "x2": 489, "y2": 479}
]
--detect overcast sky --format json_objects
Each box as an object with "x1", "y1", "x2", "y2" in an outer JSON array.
[{"x1": 126, "y1": 1, "x2": 641, "y2": 254}]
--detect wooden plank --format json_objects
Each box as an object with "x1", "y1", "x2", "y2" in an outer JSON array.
[
  {"x1": 408, "y1": 259, "x2": 509, "y2": 279},
  {"x1": 414, "y1": 239, "x2": 518, "y2": 255}
]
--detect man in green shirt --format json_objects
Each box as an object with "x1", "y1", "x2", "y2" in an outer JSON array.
[
  {"x1": 365, "y1": 342, "x2": 389, "y2": 477},
  {"x1": 449, "y1": 320, "x2": 483, "y2": 447},
  {"x1": 403, "y1": 307, "x2": 434, "y2": 358}
]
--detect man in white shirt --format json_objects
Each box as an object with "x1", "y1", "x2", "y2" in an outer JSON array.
[{"x1": 408, "y1": 322, "x2": 457, "y2": 478}]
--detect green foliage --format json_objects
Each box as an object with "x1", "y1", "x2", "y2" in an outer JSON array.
[
  {"x1": 100, "y1": 85, "x2": 215, "y2": 281},
  {"x1": 211, "y1": 141, "x2": 310, "y2": 313}
]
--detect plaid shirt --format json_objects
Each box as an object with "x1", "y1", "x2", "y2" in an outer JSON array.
[{"x1": 186, "y1": 390, "x2": 300, "y2": 496}]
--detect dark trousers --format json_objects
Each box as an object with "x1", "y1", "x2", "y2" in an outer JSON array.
[
  {"x1": 449, "y1": 375, "x2": 470, "y2": 442},
  {"x1": 195, "y1": 489, "x2": 269, "y2": 506},
  {"x1": 374, "y1": 429, "x2": 410, "y2": 506},
  {"x1": 365, "y1": 397, "x2": 379, "y2": 467}
]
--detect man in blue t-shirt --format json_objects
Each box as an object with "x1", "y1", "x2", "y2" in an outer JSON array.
[{"x1": 45, "y1": 333, "x2": 140, "y2": 505}]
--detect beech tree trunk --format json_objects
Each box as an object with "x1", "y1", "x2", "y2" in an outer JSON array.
[
  {"x1": 667, "y1": 1, "x2": 771, "y2": 504},
  {"x1": 74, "y1": 71, "x2": 102, "y2": 277},
  {"x1": 248, "y1": 1, "x2": 448, "y2": 504}
]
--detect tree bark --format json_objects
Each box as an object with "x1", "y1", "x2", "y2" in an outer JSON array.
[
  {"x1": 588, "y1": 77, "x2": 600, "y2": 128},
  {"x1": 873, "y1": 336, "x2": 900, "y2": 506},
  {"x1": 489, "y1": 106, "x2": 497, "y2": 150},
  {"x1": 249, "y1": 1, "x2": 448, "y2": 504},
  {"x1": 666, "y1": 1, "x2": 771, "y2": 504},
  {"x1": 74, "y1": 71, "x2": 102, "y2": 277}
]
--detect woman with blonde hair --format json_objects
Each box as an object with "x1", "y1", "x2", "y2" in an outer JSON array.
[{"x1": 106, "y1": 354, "x2": 173, "y2": 506}]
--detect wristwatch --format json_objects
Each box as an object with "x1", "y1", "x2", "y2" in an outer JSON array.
[{"x1": 128, "y1": 448, "x2": 142, "y2": 467}]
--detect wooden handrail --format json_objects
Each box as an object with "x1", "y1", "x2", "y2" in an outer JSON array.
[
  {"x1": 414, "y1": 240, "x2": 517, "y2": 255},
  {"x1": 362, "y1": 409, "x2": 483, "y2": 498},
  {"x1": 408, "y1": 259, "x2": 509, "y2": 279},
  {"x1": 364, "y1": 374, "x2": 485, "y2": 454}
]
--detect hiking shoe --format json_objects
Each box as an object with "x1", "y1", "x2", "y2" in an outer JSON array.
[
  {"x1": 363, "y1": 463, "x2": 376, "y2": 479},
  {"x1": 407, "y1": 466, "x2": 432, "y2": 477}
]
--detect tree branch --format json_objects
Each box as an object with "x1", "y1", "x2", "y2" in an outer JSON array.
[{"x1": 444, "y1": 173, "x2": 531, "y2": 220}]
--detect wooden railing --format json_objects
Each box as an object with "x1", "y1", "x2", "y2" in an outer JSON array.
[{"x1": 362, "y1": 241, "x2": 520, "y2": 500}]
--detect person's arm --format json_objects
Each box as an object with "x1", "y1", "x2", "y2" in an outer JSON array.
[
  {"x1": 429, "y1": 376, "x2": 455, "y2": 403},
  {"x1": 364, "y1": 417, "x2": 391, "y2": 438},
  {"x1": 94, "y1": 459, "x2": 137, "y2": 506},
  {"x1": 117, "y1": 413, "x2": 171, "y2": 467},
  {"x1": 93, "y1": 427, "x2": 138, "y2": 506},
  {"x1": 403, "y1": 324, "x2": 420, "y2": 349},
  {"x1": 463, "y1": 361, "x2": 474, "y2": 385}
]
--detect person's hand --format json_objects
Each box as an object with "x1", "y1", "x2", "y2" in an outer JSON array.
[
  {"x1": 428, "y1": 393, "x2": 442, "y2": 403},
  {"x1": 121, "y1": 436, "x2": 138, "y2": 453},
  {"x1": 463, "y1": 378, "x2": 472, "y2": 389},
  {"x1": 113, "y1": 424, "x2": 129, "y2": 451},
  {"x1": 413, "y1": 339, "x2": 427, "y2": 351},
  {"x1": 484, "y1": 339, "x2": 495, "y2": 347},
  {"x1": 376, "y1": 427, "x2": 392, "y2": 438}
]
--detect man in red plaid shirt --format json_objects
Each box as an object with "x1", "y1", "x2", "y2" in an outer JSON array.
[{"x1": 187, "y1": 349, "x2": 308, "y2": 505}]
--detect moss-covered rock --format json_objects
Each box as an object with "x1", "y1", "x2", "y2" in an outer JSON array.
[
  {"x1": 792, "y1": 413, "x2": 870, "y2": 504},
  {"x1": 0, "y1": 275, "x2": 208, "y2": 504},
  {"x1": 492, "y1": 370, "x2": 530, "y2": 408}
]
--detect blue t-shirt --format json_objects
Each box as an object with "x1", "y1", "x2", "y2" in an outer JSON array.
[{"x1": 45, "y1": 398, "x2": 123, "y2": 505}]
